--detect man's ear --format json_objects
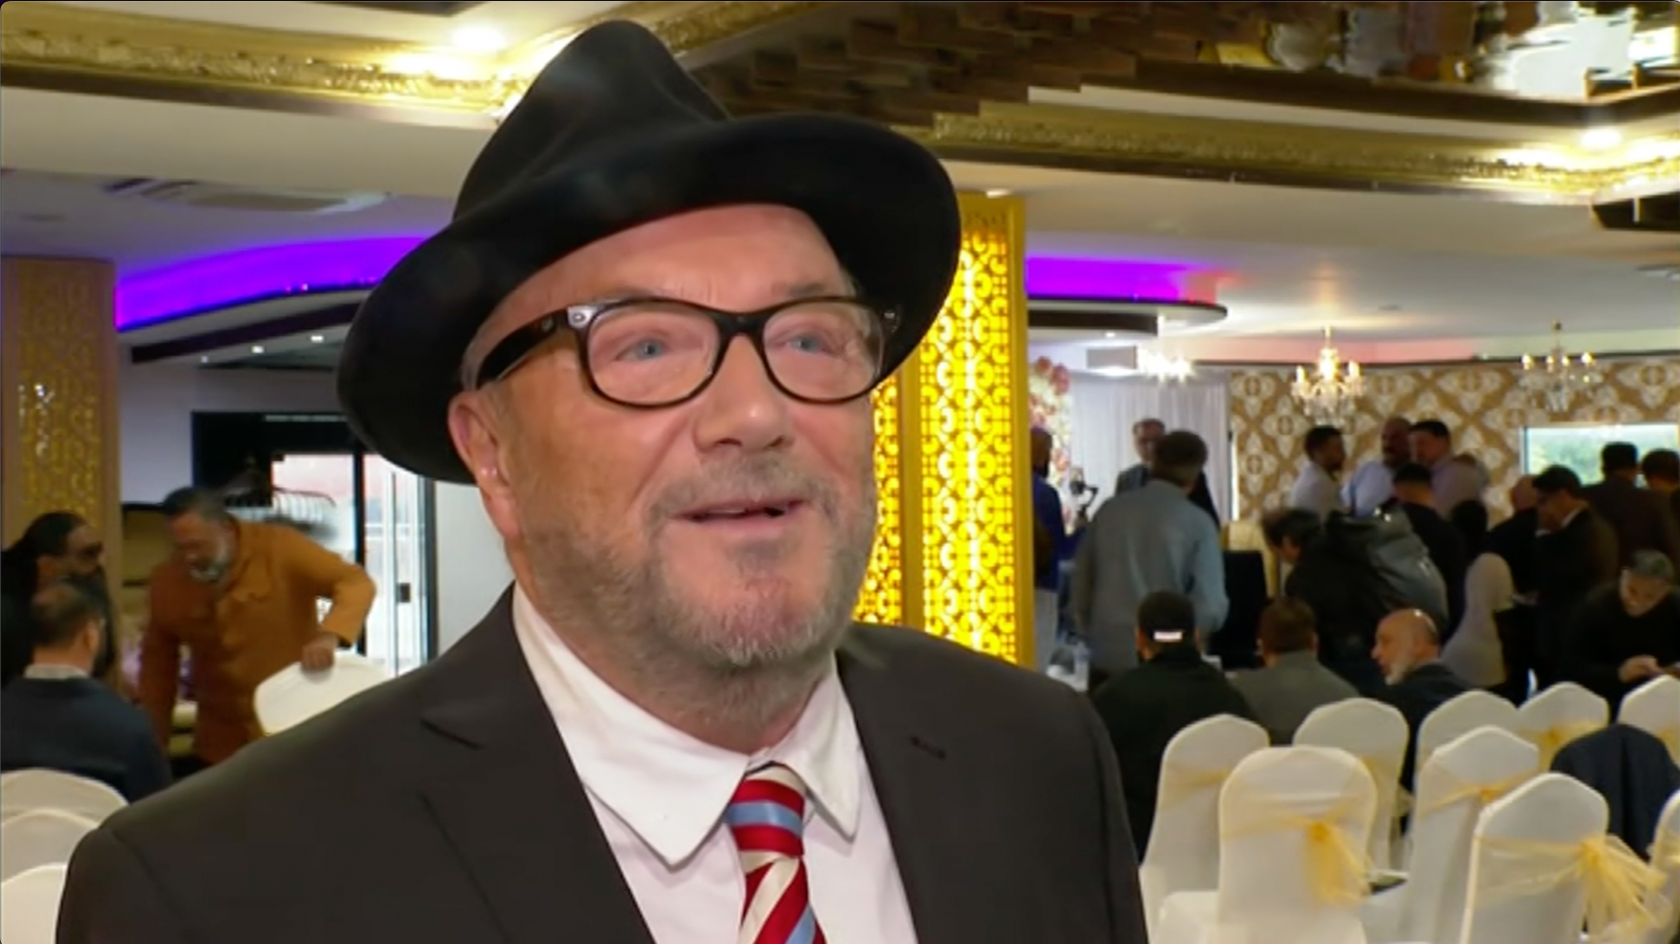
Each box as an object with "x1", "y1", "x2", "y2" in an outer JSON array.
[{"x1": 447, "y1": 391, "x2": 524, "y2": 543}]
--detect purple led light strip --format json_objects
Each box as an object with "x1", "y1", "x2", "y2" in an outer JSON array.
[{"x1": 117, "y1": 239, "x2": 1215, "y2": 330}]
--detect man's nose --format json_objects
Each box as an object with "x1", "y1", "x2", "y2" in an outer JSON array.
[{"x1": 690, "y1": 337, "x2": 794, "y2": 453}]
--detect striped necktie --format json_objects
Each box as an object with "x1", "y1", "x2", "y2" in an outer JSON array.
[{"x1": 724, "y1": 763, "x2": 827, "y2": 944}]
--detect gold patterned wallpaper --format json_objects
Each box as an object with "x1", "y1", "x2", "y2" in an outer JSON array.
[
  {"x1": 853, "y1": 193, "x2": 1033, "y2": 664},
  {"x1": 1230, "y1": 356, "x2": 1680, "y2": 521}
]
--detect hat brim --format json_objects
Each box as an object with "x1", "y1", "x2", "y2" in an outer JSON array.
[{"x1": 337, "y1": 113, "x2": 960, "y2": 483}]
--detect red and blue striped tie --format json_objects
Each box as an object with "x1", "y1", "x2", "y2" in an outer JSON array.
[{"x1": 724, "y1": 763, "x2": 827, "y2": 944}]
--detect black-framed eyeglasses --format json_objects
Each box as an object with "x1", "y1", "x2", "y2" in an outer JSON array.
[{"x1": 472, "y1": 296, "x2": 898, "y2": 409}]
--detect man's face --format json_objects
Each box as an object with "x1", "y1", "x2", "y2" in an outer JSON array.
[
  {"x1": 1536, "y1": 491, "x2": 1573, "y2": 532},
  {"x1": 1316, "y1": 435, "x2": 1347, "y2": 473},
  {"x1": 1372, "y1": 620, "x2": 1418, "y2": 685},
  {"x1": 1410, "y1": 430, "x2": 1447, "y2": 466},
  {"x1": 42, "y1": 524, "x2": 104, "y2": 584},
  {"x1": 1274, "y1": 538, "x2": 1303, "y2": 566},
  {"x1": 1134, "y1": 422, "x2": 1165, "y2": 463},
  {"x1": 452, "y1": 205, "x2": 876, "y2": 672},
  {"x1": 1381, "y1": 421, "x2": 1412, "y2": 464},
  {"x1": 1510, "y1": 476, "x2": 1538, "y2": 513},
  {"x1": 169, "y1": 512, "x2": 233, "y2": 583},
  {"x1": 1619, "y1": 571, "x2": 1672, "y2": 618}
]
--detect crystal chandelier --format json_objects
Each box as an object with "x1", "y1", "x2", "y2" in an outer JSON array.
[
  {"x1": 1138, "y1": 348, "x2": 1195, "y2": 383},
  {"x1": 1521, "y1": 322, "x2": 1600, "y2": 413},
  {"x1": 1292, "y1": 328, "x2": 1364, "y2": 421}
]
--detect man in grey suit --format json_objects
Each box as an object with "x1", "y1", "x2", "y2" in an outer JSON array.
[
  {"x1": 1231, "y1": 597, "x2": 1358, "y2": 744},
  {"x1": 58, "y1": 21, "x2": 1146, "y2": 944}
]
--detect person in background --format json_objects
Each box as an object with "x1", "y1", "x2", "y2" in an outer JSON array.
[
  {"x1": 1342, "y1": 416, "x2": 1411, "y2": 517},
  {"x1": 1230, "y1": 597, "x2": 1357, "y2": 745},
  {"x1": 141, "y1": 487, "x2": 376, "y2": 772},
  {"x1": 1388, "y1": 463, "x2": 1469, "y2": 636},
  {"x1": 1, "y1": 581, "x2": 170, "y2": 801},
  {"x1": 1584, "y1": 442, "x2": 1680, "y2": 569},
  {"x1": 1114, "y1": 417, "x2": 1221, "y2": 526},
  {"x1": 1029, "y1": 427, "x2": 1070, "y2": 671},
  {"x1": 1532, "y1": 465, "x2": 1620, "y2": 690},
  {"x1": 1408, "y1": 419, "x2": 1483, "y2": 516},
  {"x1": 1262, "y1": 509, "x2": 1391, "y2": 694},
  {"x1": 1289, "y1": 424, "x2": 1347, "y2": 517},
  {"x1": 1441, "y1": 501, "x2": 1516, "y2": 692},
  {"x1": 1489, "y1": 475, "x2": 1541, "y2": 599},
  {"x1": 0, "y1": 510, "x2": 113, "y2": 689},
  {"x1": 1568, "y1": 550, "x2": 1680, "y2": 708},
  {"x1": 1074, "y1": 430, "x2": 1228, "y2": 686},
  {"x1": 1090, "y1": 591, "x2": 1256, "y2": 856},
  {"x1": 1373, "y1": 608, "x2": 1470, "y2": 790},
  {"x1": 1640, "y1": 448, "x2": 1680, "y2": 525}
]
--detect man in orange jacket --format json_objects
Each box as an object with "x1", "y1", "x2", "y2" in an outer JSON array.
[{"x1": 140, "y1": 487, "x2": 376, "y2": 768}]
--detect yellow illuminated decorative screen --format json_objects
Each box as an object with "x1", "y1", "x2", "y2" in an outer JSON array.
[{"x1": 852, "y1": 194, "x2": 1031, "y2": 664}]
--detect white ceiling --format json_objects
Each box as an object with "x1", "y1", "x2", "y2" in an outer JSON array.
[
  {"x1": 1, "y1": 83, "x2": 1675, "y2": 362},
  {"x1": 45, "y1": 1, "x2": 632, "y2": 47}
]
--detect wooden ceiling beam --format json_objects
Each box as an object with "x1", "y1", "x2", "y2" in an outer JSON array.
[
  {"x1": 898, "y1": 6, "x2": 1022, "y2": 55},
  {"x1": 848, "y1": 21, "x2": 965, "y2": 68},
  {"x1": 955, "y1": 2, "x2": 1066, "y2": 36}
]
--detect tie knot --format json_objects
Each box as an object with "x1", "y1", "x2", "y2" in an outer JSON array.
[{"x1": 725, "y1": 763, "x2": 809, "y2": 859}]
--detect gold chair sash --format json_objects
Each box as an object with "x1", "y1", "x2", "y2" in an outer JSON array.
[
  {"x1": 1219, "y1": 783, "x2": 1374, "y2": 906},
  {"x1": 1476, "y1": 833, "x2": 1669, "y2": 943},
  {"x1": 1654, "y1": 724, "x2": 1679, "y2": 763},
  {"x1": 1526, "y1": 720, "x2": 1606, "y2": 769},
  {"x1": 1416, "y1": 769, "x2": 1532, "y2": 820},
  {"x1": 1652, "y1": 825, "x2": 1679, "y2": 870}
]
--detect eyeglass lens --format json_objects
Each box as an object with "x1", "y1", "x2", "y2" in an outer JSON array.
[{"x1": 586, "y1": 300, "x2": 883, "y2": 405}]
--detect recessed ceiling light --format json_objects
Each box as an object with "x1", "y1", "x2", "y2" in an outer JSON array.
[
  {"x1": 1580, "y1": 127, "x2": 1622, "y2": 150},
  {"x1": 984, "y1": 188, "x2": 1012, "y2": 198},
  {"x1": 251, "y1": 345, "x2": 265, "y2": 354},
  {"x1": 1105, "y1": 331, "x2": 1119, "y2": 338},
  {"x1": 309, "y1": 334, "x2": 325, "y2": 343},
  {"x1": 199, "y1": 355, "x2": 209, "y2": 363},
  {"x1": 452, "y1": 26, "x2": 507, "y2": 53}
]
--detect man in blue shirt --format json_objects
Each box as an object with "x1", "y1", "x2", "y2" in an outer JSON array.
[
  {"x1": 1030, "y1": 428, "x2": 1070, "y2": 671},
  {"x1": 1073, "y1": 430, "x2": 1228, "y2": 686}
]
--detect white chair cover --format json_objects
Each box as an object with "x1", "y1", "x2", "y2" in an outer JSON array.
[
  {"x1": 1294, "y1": 699, "x2": 1408, "y2": 870},
  {"x1": 1515, "y1": 682, "x2": 1611, "y2": 769},
  {"x1": 0, "y1": 808, "x2": 97, "y2": 882},
  {"x1": 1619, "y1": 675, "x2": 1680, "y2": 765},
  {"x1": 0, "y1": 769, "x2": 126, "y2": 823},
  {"x1": 1457, "y1": 773, "x2": 1607, "y2": 944},
  {"x1": 1640, "y1": 789, "x2": 1680, "y2": 944},
  {"x1": 0, "y1": 863, "x2": 69, "y2": 944},
  {"x1": 1362, "y1": 727, "x2": 1539, "y2": 944},
  {"x1": 1415, "y1": 690, "x2": 1520, "y2": 774},
  {"x1": 1157, "y1": 746, "x2": 1378, "y2": 944},
  {"x1": 254, "y1": 652, "x2": 392, "y2": 734},
  {"x1": 1139, "y1": 714, "x2": 1270, "y2": 937}
]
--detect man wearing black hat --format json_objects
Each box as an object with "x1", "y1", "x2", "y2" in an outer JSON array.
[{"x1": 59, "y1": 21, "x2": 1146, "y2": 944}]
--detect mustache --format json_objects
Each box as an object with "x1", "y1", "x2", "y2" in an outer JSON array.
[{"x1": 650, "y1": 456, "x2": 840, "y2": 523}]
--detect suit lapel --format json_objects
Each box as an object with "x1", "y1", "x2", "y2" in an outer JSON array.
[
  {"x1": 839, "y1": 631, "x2": 1002, "y2": 943},
  {"x1": 415, "y1": 594, "x2": 654, "y2": 944}
]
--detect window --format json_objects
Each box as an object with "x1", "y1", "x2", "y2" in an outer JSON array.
[{"x1": 1522, "y1": 423, "x2": 1680, "y2": 480}]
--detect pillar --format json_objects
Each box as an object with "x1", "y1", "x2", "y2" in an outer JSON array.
[
  {"x1": 1, "y1": 257, "x2": 122, "y2": 581},
  {"x1": 854, "y1": 193, "x2": 1034, "y2": 665}
]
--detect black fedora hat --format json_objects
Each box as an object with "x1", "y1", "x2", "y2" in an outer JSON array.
[{"x1": 337, "y1": 20, "x2": 961, "y2": 483}]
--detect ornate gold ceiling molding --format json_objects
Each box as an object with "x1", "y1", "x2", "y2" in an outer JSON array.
[
  {"x1": 908, "y1": 103, "x2": 1680, "y2": 199},
  {"x1": 0, "y1": 1, "x2": 829, "y2": 114}
]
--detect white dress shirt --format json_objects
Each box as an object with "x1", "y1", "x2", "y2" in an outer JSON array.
[
  {"x1": 510, "y1": 587, "x2": 918, "y2": 944},
  {"x1": 1288, "y1": 463, "x2": 1345, "y2": 517},
  {"x1": 1341, "y1": 459, "x2": 1397, "y2": 517}
]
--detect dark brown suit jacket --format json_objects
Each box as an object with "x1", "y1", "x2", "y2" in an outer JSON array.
[
  {"x1": 1583, "y1": 477, "x2": 1680, "y2": 569},
  {"x1": 59, "y1": 592, "x2": 1147, "y2": 943}
]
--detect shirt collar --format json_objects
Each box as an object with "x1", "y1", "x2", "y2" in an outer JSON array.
[
  {"x1": 23, "y1": 663, "x2": 87, "y2": 681},
  {"x1": 510, "y1": 586, "x2": 862, "y2": 867}
]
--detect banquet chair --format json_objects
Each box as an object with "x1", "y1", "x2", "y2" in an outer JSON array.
[
  {"x1": 1619, "y1": 675, "x2": 1680, "y2": 765},
  {"x1": 1457, "y1": 773, "x2": 1664, "y2": 944},
  {"x1": 1415, "y1": 690, "x2": 1520, "y2": 774},
  {"x1": 1295, "y1": 699, "x2": 1409, "y2": 870},
  {"x1": 0, "y1": 808, "x2": 98, "y2": 882},
  {"x1": 1515, "y1": 682, "x2": 1611, "y2": 769},
  {"x1": 1156, "y1": 746, "x2": 1378, "y2": 944},
  {"x1": 0, "y1": 768, "x2": 126, "y2": 824},
  {"x1": 254, "y1": 652, "x2": 392, "y2": 735},
  {"x1": 1138, "y1": 714, "x2": 1270, "y2": 937},
  {"x1": 0, "y1": 863, "x2": 69, "y2": 944},
  {"x1": 1360, "y1": 727, "x2": 1539, "y2": 944},
  {"x1": 1636, "y1": 789, "x2": 1679, "y2": 944}
]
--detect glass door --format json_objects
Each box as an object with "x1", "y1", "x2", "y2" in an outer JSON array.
[{"x1": 360, "y1": 455, "x2": 429, "y2": 676}]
